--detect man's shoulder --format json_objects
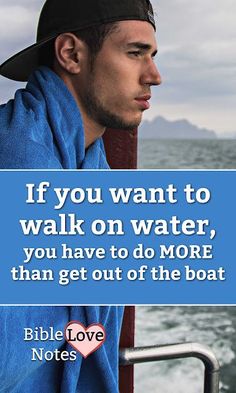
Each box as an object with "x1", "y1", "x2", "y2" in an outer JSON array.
[
  {"x1": 0, "y1": 97, "x2": 61, "y2": 169},
  {"x1": 0, "y1": 133, "x2": 61, "y2": 169}
]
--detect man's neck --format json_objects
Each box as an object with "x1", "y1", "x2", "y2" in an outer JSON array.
[
  {"x1": 55, "y1": 68, "x2": 105, "y2": 148},
  {"x1": 80, "y1": 111, "x2": 106, "y2": 148}
]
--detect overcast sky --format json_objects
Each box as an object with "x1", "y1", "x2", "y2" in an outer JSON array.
[{"x1": 0, "y1": 0, "x2": 235, "y2": 135}]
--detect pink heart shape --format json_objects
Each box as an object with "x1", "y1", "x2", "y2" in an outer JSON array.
[{"x1": 65, "y1": 321, "x2": 106, "y2": 358}]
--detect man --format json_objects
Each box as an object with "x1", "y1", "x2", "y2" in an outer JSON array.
[{"x1": 0, "y1": 0, "x2": 161, "y2": 391}]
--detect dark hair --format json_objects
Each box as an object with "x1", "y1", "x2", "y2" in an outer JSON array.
[{"x1": 38, "y1": 22, "x2": 118, "y2": 69}]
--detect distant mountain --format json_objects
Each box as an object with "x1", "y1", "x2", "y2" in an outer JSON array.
[{"x1": 139, "y1": 116, "x2": 217, "y2": 139}]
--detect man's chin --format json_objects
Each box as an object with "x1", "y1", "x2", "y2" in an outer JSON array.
[
  {"x1": 93, "y1": 106, "x2": 142, "y2": 130},
  {"x1": 113, "y1": 123, "x2": 140, "y2": 131},
  {"x1": 104, "y1": 116, "x2": 142, "y2": 131}
]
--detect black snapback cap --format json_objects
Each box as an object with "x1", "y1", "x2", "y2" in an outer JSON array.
[{"x1": 0, "y1": 0, "x2": 156, "y2": 82}]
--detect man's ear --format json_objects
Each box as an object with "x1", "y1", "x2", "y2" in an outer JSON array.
[{"x1": 54, "y1": 33, "x2": 86, "y2": 74}]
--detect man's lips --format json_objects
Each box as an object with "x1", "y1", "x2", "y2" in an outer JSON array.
[{"x1": 135, "y1": 95, "x2": 151, "y2": 110}]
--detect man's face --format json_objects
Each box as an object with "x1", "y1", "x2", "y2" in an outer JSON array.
[{"x1": 78, "y1": 20, "x2": 161, "y2": 130}]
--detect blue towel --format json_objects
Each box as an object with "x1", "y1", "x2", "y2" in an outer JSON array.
[
  {"x1": 0, "y1": 66, "x2": 109, "y2": 169},
  {"x1": 0, "y1": 67, "x2": 124, "y2": 392}
]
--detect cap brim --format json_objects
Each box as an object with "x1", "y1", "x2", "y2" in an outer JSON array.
[{"x1": 0, "y1": 37, "x2": 55, "y2": 82}]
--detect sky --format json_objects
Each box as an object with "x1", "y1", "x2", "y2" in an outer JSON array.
[{"x1": 0, "y1": 0, "x2": 235, "y2": 135}]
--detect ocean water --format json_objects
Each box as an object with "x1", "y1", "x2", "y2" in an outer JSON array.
[
  {"x1": 138, "y1": 139, "x2": 236, "y2": 169},
  {"x1": 135, "y1": 307, "x2": 236, "y2": 393},
  {"x1": 135, "y1": 140, "x2": 236, "y2": 392}
]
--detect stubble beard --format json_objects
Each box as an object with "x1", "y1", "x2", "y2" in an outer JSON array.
[{"x1": 82, "y1": 78, "x2": 142, "y2": 131}]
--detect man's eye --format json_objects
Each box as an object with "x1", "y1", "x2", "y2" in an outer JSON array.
[{"x1": 128, "y1": 51, "x2": 142, "y2": 57}]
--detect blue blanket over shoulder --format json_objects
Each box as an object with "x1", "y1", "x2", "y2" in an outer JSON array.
[{"x1": 0, "y1": 67, "x2": 124, "y2": 392}]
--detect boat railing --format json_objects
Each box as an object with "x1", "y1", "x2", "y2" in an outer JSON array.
[{"x1": 120, "y1": 342, "x2": 220, "y2": 393}]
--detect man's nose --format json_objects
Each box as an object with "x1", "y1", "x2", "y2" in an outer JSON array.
[{"x1": 141, "y1": 60, "x2": 162, "y2": 86}]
